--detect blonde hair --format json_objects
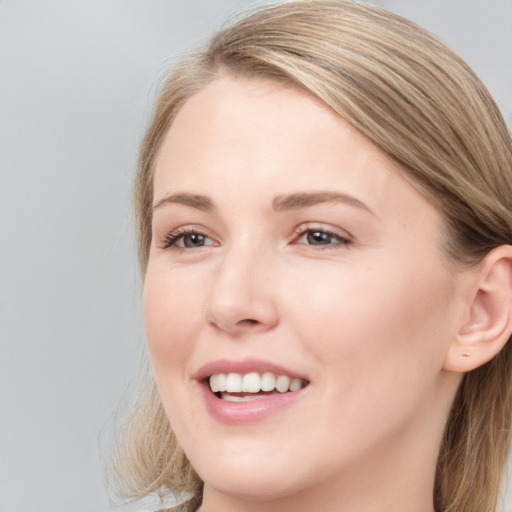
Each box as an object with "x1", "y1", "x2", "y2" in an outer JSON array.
[{"x1": 114, "y1": 2, "x2": 512, "y2": 511}]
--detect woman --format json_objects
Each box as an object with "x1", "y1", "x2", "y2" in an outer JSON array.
[{"x1": 113, "y1": 1, "x2": 512, "y2": 511}]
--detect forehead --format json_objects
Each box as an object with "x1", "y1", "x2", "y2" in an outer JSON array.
[
  {"x1": 153, "y1": 76, "x2": 440, "y2": 231},
  {"x1": 156, "y1": 77, "x2": 394, "y2": 187}
]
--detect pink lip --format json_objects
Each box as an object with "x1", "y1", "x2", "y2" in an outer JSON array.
[{"x1": 194, "y1": 358, "x2": 310, "y2": 425}]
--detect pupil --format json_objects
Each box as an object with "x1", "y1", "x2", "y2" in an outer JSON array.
[
  {"x1": 184, "y1": 233, "x2": 205, "y2": 247},
  {"x1": 307, "y1": 231, "x2": 330, "y2": 245}
]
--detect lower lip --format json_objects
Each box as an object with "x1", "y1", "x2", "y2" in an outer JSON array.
[{"x1": 200, "y1": 383, "x2": 307, "y2": 424}]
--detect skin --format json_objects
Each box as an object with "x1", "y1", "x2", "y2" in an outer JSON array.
[{"x1": 144, "y1": 76, "x2": 474, "y2": 512}]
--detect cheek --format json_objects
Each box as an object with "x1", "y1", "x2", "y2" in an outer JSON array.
[
  {"x1": 282, "y1": 259, "x2": 457, "y2": 459},
  {"x1": 286, "y1": 257, "x2": 456, "y2": 390},
  {"x1": 143, "y1": 265, "x2": 205, "y2": 377}
]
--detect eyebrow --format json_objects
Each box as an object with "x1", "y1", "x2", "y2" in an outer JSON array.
[
  {"x1": 152, "y1": 190, "x2": 374, "y2": 215},
  {"x1": 272, "y1": 191, "x2": 374, "y2": 215},
  {"x1": 152, "y1": 193, "x2": 214, "y2": 211}
]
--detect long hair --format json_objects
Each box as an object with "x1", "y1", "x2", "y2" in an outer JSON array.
[{"x1": 113, "y1": 2, "x2": 512, "y2": 511}]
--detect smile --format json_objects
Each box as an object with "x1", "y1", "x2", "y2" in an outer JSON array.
[
  {"x1": 209, "y1": 372, "x2": 308, "y2": 401},
  {"x1": 196, "y1": 359, "x2": 310, "y2": 423}
]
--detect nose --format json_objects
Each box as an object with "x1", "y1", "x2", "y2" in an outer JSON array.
[{"x1": 205, "y1": 245, "x2": 279, "y2": 336}]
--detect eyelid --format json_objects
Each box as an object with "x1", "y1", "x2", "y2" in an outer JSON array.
[
  {"x1": 159, "y1": 225, "x2": 218, "y2": 250},
  {"x1": 157, "y1": 222, "x2": 352, "y2": 251},
  {"x1": 292, "y1": 223, "x2": 353, "y2": 247}
]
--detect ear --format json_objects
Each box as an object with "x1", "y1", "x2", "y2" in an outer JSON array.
[{"x1": 443, "y1": 245, "x2": 512, "y2": 373}]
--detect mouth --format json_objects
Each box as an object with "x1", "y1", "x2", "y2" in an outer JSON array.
[
  {"x1": 196, "y1": 358, "x2": 311, "y2": 422},
  {"x1": 207, "y1": 372, "x2": 309, "y2": 402}
]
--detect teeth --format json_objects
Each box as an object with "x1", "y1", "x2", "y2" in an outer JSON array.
[
  {"x1": 261, "y1": 372, "x2": 275, "y2": 391},
  {"x1": 225, "y1": 373, "x2": 242, "y2": 392},
  {"x1": 209, "y1": 374, "x2": 220, "y2": 393},
  {"x1": 209, "y1": 373, "x2": 227, "y2": 393},
  {"x1": 289, "y1": 377, "x2": 302, "y2": 391},
  {"x1": 221, "y1": 393, "x2": 267, "y2": 402},
  {"x1": 242, "y1": 372, "x2": 260, "y2": 393},
  {"x1": 275, "y1": 375, "x2": 291, "y2": 393},
  {"x1": 208, "y1": 372, "x2": 306, "y2": 395},
  {"x1": 217, "y1": 373, "x2": 227, "y2": 392}
]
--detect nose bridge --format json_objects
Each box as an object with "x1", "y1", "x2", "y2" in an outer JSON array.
[{"x1": 205, "y1": 238, "x2": 278, "y2": 334}]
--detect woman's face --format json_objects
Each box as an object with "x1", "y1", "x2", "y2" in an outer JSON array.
[{"x1": 145, "y1": 77, "x2": 464, "y2": 507}]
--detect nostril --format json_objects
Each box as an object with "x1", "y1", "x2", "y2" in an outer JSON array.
[
  {"x1": 206, "y1": 294, "x2": 279, "y2": 333},
  {"x1": 238, "y1": 319, "x2": 260, "y2": 326}
]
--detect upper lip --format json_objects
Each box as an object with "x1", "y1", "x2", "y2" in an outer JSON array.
[{"x1": 195, "y1": 357, "x2": 309, "y2": 382}]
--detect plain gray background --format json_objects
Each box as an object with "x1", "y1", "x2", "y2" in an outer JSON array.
[{"x1": 1, "y1": 1, "x2": 511, "y2": 511}]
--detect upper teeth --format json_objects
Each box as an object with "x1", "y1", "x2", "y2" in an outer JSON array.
[{"x1": 209, "y1": 372, "x2": 305, "y2": 394}]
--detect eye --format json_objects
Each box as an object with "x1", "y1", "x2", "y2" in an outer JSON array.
[
  {"x1": 294, "y1": 226, "x2": 352, "y2": 248},
  {"x1": 160, "y1": 227, "x2": 215, "y2": 250}
]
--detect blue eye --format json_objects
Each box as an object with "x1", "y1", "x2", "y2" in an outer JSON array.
[
  {"x1": 296, "y1": 228, "x2": 351, "y2": 247},
  {"x1": 304, "y1": 231, "x2": 336, "y2": 245}
]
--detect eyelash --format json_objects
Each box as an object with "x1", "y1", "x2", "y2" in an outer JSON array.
[
  {"x1": 159, "y1": 225, "x2": 352, "y2": 251},
  {"x1": 293, "y1": 225, "x2": 352, "y2": 249},
  {"x1": 160, "y1": 227, "x2": 213, "y2": 250}
]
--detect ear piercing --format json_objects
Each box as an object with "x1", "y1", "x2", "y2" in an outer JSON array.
[{"x1": 462, "y1": 352, "x2": 471, "y2": 358}]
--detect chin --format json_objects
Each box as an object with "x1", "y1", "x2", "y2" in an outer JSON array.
[
  {"x1": 203, "y1": 473, "x2": 301, "y2": 503},
  {"x1": 191, "y1": 451, "x2": 312, "y2": 502}
]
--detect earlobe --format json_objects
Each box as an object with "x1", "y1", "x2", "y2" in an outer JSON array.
[{"x1": 443, "y1": 246, "x2": 512, "y2": 373}]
